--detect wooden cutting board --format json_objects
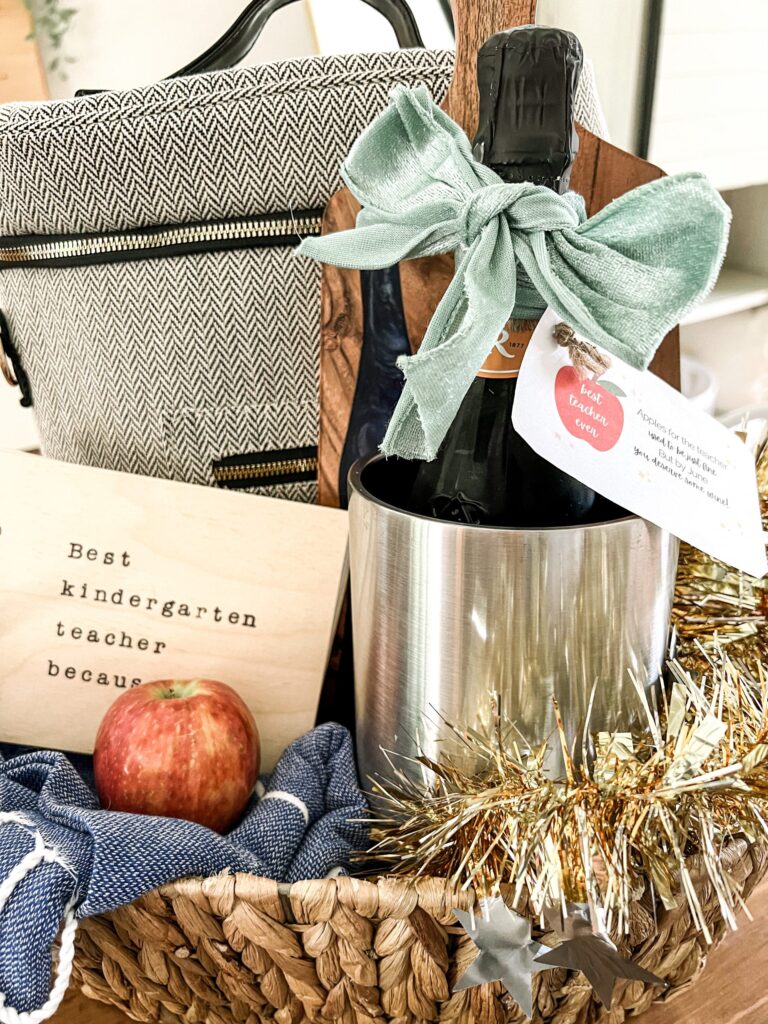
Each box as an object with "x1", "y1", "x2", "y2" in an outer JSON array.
[{"x1": 317, "y1": 0, "x2": 680, "y2": 507}]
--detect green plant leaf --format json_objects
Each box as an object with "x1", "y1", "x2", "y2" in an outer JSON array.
[
  {"x1": 25, "y1": 0, "x2": 78, "y2": 80},
  {"x1": 599, "y1": 380, "x2": 627, "y2": 398}
]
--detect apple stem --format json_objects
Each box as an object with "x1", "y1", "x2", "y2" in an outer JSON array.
[{"x1": 154, "y1": 681, "x2": 197, "y2": 700}]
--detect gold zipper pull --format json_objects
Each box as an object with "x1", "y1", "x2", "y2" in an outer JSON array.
[{"x1": 0, "y1": 346, "x2": 17, "y2": 388}]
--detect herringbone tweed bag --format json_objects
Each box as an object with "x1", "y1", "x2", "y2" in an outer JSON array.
[{"x1": 0, "y1": 47, "x2": 453, "y2": 501}]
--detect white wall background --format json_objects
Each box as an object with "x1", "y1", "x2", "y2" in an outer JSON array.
[
  {"x1": 648, "y1": 0, "x2": 768, "y2": 191},
  {"x1": 309, "y1": 0, "x2": 452, "y2": 53}
]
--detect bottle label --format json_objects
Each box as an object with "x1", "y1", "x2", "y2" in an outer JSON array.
[{"x1": 476, "y1": 322, "x2": 534, "y2": 379}]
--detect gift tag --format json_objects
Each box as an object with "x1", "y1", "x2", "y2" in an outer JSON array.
[{"x1": 512, "y1": 308, "x2": 767, "y2": 578}]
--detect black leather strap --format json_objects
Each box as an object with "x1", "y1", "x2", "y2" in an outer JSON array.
[
  {"x1": 75, "y1": 0, "x2": 425, "y2": 95},
  {"x1": 0, "y1": 310, "x2": 33, "y2": 408},
  {"x1": 171, "y1": 0, "x2": 424, "y2": 78}
]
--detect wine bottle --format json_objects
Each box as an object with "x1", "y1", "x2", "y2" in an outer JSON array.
[{"x1": 408, "y1": 26, "x2": 599, "y2": 527}]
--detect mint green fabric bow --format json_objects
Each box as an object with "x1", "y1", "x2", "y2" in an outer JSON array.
[{"x1": 299, "y1": 86, "x2": 729, "y2": 461}]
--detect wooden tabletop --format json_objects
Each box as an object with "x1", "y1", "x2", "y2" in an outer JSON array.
[{"x1": 53, "y1": 880, "x2": 768, "y2": 1024}]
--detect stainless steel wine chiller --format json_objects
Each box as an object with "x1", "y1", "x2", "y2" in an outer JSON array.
[{"x1": 348, "y1": 454, "x2": 680, "y2": 782}]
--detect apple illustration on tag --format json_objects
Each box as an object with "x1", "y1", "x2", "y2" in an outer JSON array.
[{"x1": 555, "y1": 366, "x2": 625, "y2": 452}]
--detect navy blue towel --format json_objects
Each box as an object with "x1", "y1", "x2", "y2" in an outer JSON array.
[{"x1": 0, "y1": 723, "x2": 367, "y2": 1019}]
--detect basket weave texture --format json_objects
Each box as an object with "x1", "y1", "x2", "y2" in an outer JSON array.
[{"x1": 73, "y1": 837, "x2": 767, "y2": 1024}]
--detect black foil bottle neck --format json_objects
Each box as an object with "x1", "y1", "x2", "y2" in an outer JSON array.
[
  {"x1": 473, "y1": 139, "x2": 563, "y2": 192},
  {"x1": 473, "y1": 25, "x2": 583, "y2": 196}
]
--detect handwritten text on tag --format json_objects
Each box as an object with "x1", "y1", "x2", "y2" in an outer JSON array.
[{"x1": 512, "y1": 309, "x2": 767, "y2": 577}]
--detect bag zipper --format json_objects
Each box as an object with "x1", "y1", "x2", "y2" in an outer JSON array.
[
  {"x1": 0, "y1": 209, "x2": 324, "y2": 269},
  {"x1": 212, "y1": 445, "x2": 318, "y2": 490}
]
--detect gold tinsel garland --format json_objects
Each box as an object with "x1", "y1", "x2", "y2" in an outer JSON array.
[
  {"x1": 673, "y1": 441, "x2": 768, "y2": 667},
  {"x1": 369, "y1": 654, "x2": 768, "y2": 939},
  {"x1": 368, "y1": 442, "x2": 768, "y2": 941}
]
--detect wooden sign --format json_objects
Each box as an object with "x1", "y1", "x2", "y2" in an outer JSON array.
[{"x1": 0, "y1": 451, "x2": 349, "y2": 770}]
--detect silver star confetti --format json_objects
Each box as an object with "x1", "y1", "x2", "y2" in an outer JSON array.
[
  {"x1": 535, "y1": 902, "x2": 668, "y2": 1009},
  {"x1": 453, "y1": 897, "x2": 552, "y2": 1019}
]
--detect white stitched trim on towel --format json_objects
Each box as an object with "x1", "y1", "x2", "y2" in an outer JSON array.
[
  {"x1": 261, "y1": 790, "x2": 309, "y2": 825},
  {"x1": 0, "y1": 816, "x2": 78, "y2": 1024}
]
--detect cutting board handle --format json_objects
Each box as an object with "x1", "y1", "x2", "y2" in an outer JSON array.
[{"x1": 443, "y1": 0, "x2": 538, "y2": 139}]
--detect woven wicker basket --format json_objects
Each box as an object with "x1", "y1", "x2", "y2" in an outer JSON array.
[
  {"x1": 40, "y1": 0, "x2": 754, "y2": 1018},
  {"x1": 72, "y1": 837, "x2": 767, "y2": 1024}
]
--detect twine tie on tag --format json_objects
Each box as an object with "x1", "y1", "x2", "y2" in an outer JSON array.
[
  {"x1": 299, "y1": 86, "x2": 730, "y2": 461},
  {"x1": 553, "y1": 322, "x2": 611, "y2": 379},
  {"x1": 0, "y1": 814, "x2": 78, "y2": 1024}
]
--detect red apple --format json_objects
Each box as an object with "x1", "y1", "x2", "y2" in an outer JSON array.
[
  {"x1": 554, "y1": 366, "x2": 624, "y2": 452},
  {"x1": 94, "y1": 679, "x2": 260, "y2": 833}
]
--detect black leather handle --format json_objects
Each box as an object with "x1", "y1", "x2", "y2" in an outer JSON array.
[
  {"x1": 170, "y1": 0, "x2": 425, "y2": 78},
  {"x1": 74, "y1": 0, "x2": 426, "y2": 95}
]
